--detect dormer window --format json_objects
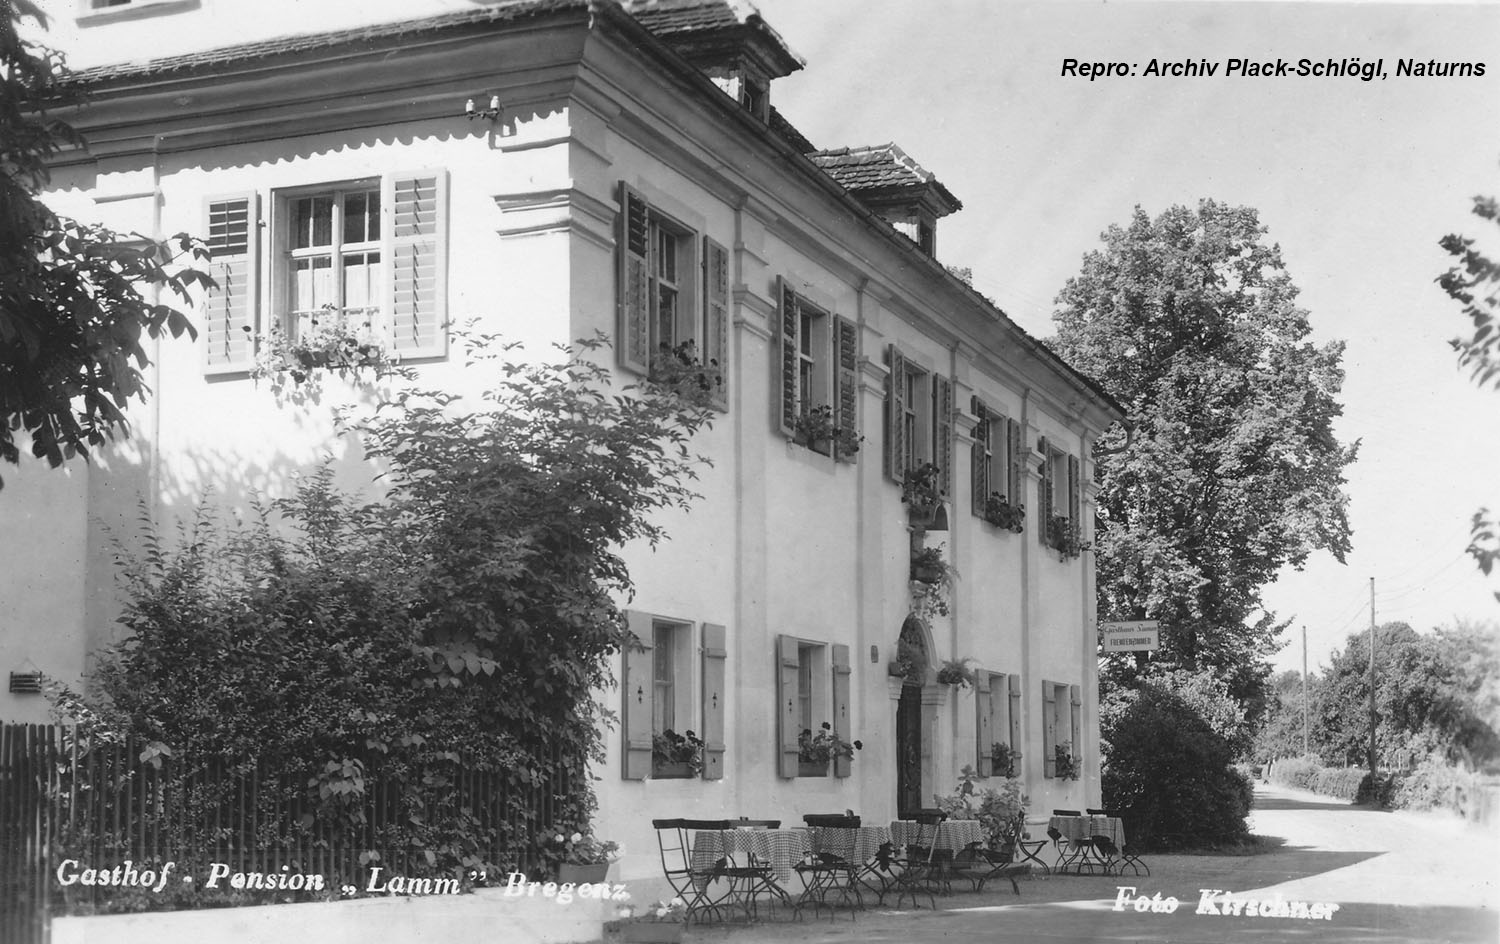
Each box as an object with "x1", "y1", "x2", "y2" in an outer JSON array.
[
  {"x1": 741, "y1": 79, "x2": 769, "y2": 122},
  {"x1": 918, "y1": 221, "x2": 935, "y2": 256}
]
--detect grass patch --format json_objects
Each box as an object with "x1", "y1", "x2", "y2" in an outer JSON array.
[{"x1": 1171, "y1": 834, "x2": 1283, "y2": 856}]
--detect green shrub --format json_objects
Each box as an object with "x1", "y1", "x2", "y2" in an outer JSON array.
[
  {"x1": 1268, "y1": 756, "x2": 1322, "y2": 791},
  {"x1": 1389, "y1": 757, "x2": 1480, "y2": 813},
  {"x1": 1102, "y1": 684, "x2": 1251, "y2": 851},
  {"x1": 1311, "y1": 766, "x2": 1366, "y2": 800}
]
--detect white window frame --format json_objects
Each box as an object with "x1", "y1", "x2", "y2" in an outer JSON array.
[
  {"x1": 276, "y1": 180, "x2": 384, "y2": 341},
  {"x1": 898, "y1": 362, "x2": 932, "y2": 474},
  {"x1": 643, "y1": 208, "x2": 699, "y2": 364},
  {"x1": 793, "y1": 640, "x2": 831, "y2": 776},
  {"x1": 649, "y1": 618, "x2": 696, "y2": 777}
]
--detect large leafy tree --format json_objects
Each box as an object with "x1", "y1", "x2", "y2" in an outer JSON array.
[
  {"x1": 1050, "y1": 201, "x2": 1357, "y2": 709},
  {"x1": 1436, "y1": 186, "x2": 1500, "y2": 589},
  {"x1": 1, "y1": 1, "x2": 207, "y2": 491}
]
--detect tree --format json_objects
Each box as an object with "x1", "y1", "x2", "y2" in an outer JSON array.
[
  {"x1": 1252, "y1": 668, "x2": 1320, "y2": 763},
  {"x1": 1436, "y1": 185, "x2": 1500, "y2": 590},
  {"x1": 1049, "y1": 201, "x2": 1358, "y2": 711},
  {"x1": 69, "y1": 334, "x2": 716, "y2": 877},
  {"x1": 1, "y1": 1, "x2": 208, "y2": 491}
]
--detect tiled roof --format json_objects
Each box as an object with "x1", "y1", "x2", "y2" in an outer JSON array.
[
  {"x1": 65, "y1": 0, "x2": 589, "y2": 84},
  {"x1": 625, "y1": 0, "x2": 744, "y2": 34},
  {"x1": 769, "y1": 106, "x2": 814, "y2": 153},
  {"x1": 810, "y1": 144, "x2": 962, "y2": 213}
]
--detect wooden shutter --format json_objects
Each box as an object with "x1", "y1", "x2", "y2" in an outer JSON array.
[
  {"x1": 833, "y1": 315, "x2": 859, "y2": 463},
  {"x1": 1007, "y1": 418, "x2": 1023, "y2": 506},
  {"x1": 1037, "y1": 436, "x2": 1052, "y2": 545},
  {"x1": 884, "y1": 344, "x2": 907, "y2": 482},
  {"x1": 388, "y1": 170, "x2": 447, "y2": 358},
  {"x1": 701, "y1": 623, "x2": 727, "y2": 780},
  {"x1": 618, "y1": 183, "x2": 650, "y2": 375},
  {"x1": 1008, "y1": 674, "x2": 1023, "y2": 768},
  {"x1": 703, "y1": 237, "x2": 730, "y2": 411},
  {"x1": 203, "y1": 193, "x2": 258, "y2": 374},
  {"x1": 1070, "y1": 684, "x2": 1083, "y2": 775},
  {"x1": 1067, "y1": 453, "x2": 1082, "y2": 552},
  {"x1": 775, "y1": 635, "x2": 801, "y2": 778},
  {"x1": 971, "y1": 399, "x2": 989, "y2": 516},
  {"x1": 1042, "y1": 681, "x2": 1057, "y2": 778},
  {"x1": 975, "y1": 671, "x2": 993, "y2": 777},
  {"x1": 622, "y1": 610, "x2": 655, "y2": 780},
  {"x1": 775, "y1": 278, "x2": 798, "y2": 437},
  {"x1": 831, "y1": 644, "x2": 852, "y2": 778},
  {"x1": 934, "y1": 374, "x2": 954, "y2": 496}
]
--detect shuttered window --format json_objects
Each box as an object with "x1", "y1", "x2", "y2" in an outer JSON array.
[
  {"x1": 703, "y1": 238, "x2": 730, "y2": 410},
  {"x1": 622, "y1": 610, "x2": 721, "y2": 781},
  {"x1": 775, "y1": 635, "x2": 836, "y2": 778},
  {"x1": 1042, "y1": 679, "x2": 1058, "y2": 778},
  {"x1": 203, "y1": 193, "x2": 259, "y2": 374},
  {"x1": 387, "y1": 171, "x2": 448, "y2": 358},
  {"x1": 776, "y1": 281, "x2": 856, "y2": 458}
]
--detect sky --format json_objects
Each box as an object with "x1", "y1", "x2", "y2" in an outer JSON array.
[{"x1": 751, "y1": 0, "x2": 1500, "y2": 673}]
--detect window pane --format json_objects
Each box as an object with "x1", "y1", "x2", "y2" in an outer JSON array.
[
  {"x1": 653, "y1": 626, "x2": 675, "y2": 734},
  {"x1": 798, "y1": 647, "x2": 813, "y2": 732},
  {"x1": 293, "y1": 196, "x2": 333, "y2": 250},
  {"x1": 656, "y1": 229, "x2": 677, "y2": 282},
  {"x1": 656, "y1": 286, "x2": 677, "y2": 350},
  {"x1": 293, "y1": 256, "x2": 334, "y2": 313},
  {"x1": 344, "y1": 189, "x2": 381, "y2": 244},
  {"x1": 342, "y1": 251, "x2": 383, "y2": 318}
]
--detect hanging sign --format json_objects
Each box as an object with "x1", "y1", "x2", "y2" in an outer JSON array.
[{"x1": 1100, "y1": 621, "x2": 1160, "y2": 652}]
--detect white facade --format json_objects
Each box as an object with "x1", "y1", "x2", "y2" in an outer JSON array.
[{"x1": 9, "y1": 0, "x2": 1122, "y2": 882}]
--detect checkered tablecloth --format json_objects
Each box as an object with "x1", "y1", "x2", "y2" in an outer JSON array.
[
  {"x1": 1047, "y1": 815, "x2": 1127, "y2": 848},
  {"x1": 689, "y1": 827, "x2": 812, "y2": 885},
  {"x1": 809, "y1": 825, "x2": 892, "y2": 864},
  {"x1": 888, "y1": 819, "x2": 986, "y2": 853}
]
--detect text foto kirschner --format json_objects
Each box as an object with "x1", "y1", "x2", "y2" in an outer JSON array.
[{"x1": 1114, "y1": 886, "x2": 1341, "y2": 920}]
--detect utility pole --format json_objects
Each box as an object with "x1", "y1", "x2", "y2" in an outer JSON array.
[
  {"x1": 1302, "y1": 625, "x2": 1309, "y2": 756},
  {"x1": 1369, "y1": 578, "x2": 1378, "y2": 782}
]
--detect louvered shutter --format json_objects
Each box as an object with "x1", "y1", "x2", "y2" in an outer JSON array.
[
  {"x1": 833, "y1": 315, "x2": 859, "y2": 463},
  {"x1": 1008, "y1": 674, "x2": 1023, "y2": 769},
  {"x1": 1037, "y1": 436, "x2": 1052, "y2": 545},
  {"x1": 971, "y1": 399, "x2": 989, "y2": 517},
  {"x1": 388, "y1": 171, "x2": 447, "y2": 358},
  {"x1": 1069, "y1": 684, "x2": 1083, "y2": 775},
  {"x1": 701, "y1": 623, "x2": 727, "y2": 780},
  {"x1": 934, "y1": 375, "x2": 953, "y2": 496},
  {"x1": 884, "y1": 344, "x2": 907, "y2": 482},
  {"x1": 203, "y1": 194, "x2": 258, "y2": 374},
  {"x1": 618, "y1": 183, "x2": 650, "y2": 375},
  {"x1": 975, "y1": 671, "x2": 993, "y2": 777},
  {"x1": 702, "y1": 237, "x2": 730, "y2": 411},
  {"x1": 1067, "y1": 453, "x2": 1081, "y2": 553},
  {"x1": 1042, "y1": 681, "x2": 1057, "y2": 778},
  {"x1": 775, "y1": 635, "x2": 802, "y2": 778},
  {"x1": 622, "y1": 611, "x2": 655, "y2": 780},
  {"x1": 1007, "y1": 418, "x2": 1023, "y2": 507},
  {"x1": 775, "y1": 278, "x2": 798, "y2": 437},
  {"x1": 831, "y1": 645, "x2": 852, "y2": 778}
]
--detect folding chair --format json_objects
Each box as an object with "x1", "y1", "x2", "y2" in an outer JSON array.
[
  {"x1": 1098, "y1": 809, "x2": 1149, "y2": 876},
  {"x1": 679, "y1": 818, "x2": 785, "y2": 921},
  {"x1": 1012, "y1": 813, "x2": 1051, "y2": 876},
  {"x1": 890, "y1": 815, "x2": 942, "y2": 909},
  {"x1": 653, "y1": 818, "x2": 727, "y2": 923},
  {"x1": 794, "y1": 814, "x2": 864, "y2": 920}
]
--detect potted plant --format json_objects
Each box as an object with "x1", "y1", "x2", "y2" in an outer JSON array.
[
  {"x1": 910, "y1": 546, "x2": 957, "y2": 622},
  {"x1": 797, "y1": 722, "x2": 862, "y2": 776},
  {"x1": 793, "y1": 404, "x2": 837, "y2": 452},
  {"x1": 935, "y1": 657, "x2": 976, "y2": 689},
  {"x1": 833, "y1": 423, "x2": 863, "y2": 459},
  {"x1": 615, "y1": 897, "x2": 689, "y2": 943},
  {"x1": 910, "y1": 544, "x2": 946, "y2": 584},
  {"x1": 651, "y1": 729, "x2": 704, "y2": 778},
  {"x1": 649, "y1": 340, "x2": 722, "y2": 408},
  {"x1": 249, "y1": 307, "x2": 397, "y2": 387},
  {"x1": 550, "y1": 830, "x2": 619, "y2": 885},
  {"x1": 1054, "y1": 742, "x2": 1080, "y2": 781},
  {"x1": 992, "y1": 742, "x2": 1022, "y2": 779},
  {"x1": 934, "y1": 764, "x2": 1027, "y2": 853},
  {"x1": 983, "y1": 492, "x2": 1025, "y2": 533},
  {"x1": 901, "y1": 462, "x2": 944, "y2": 524},
  {"x1": 1046, "y1": 515, "x2": 1091, "y2": 560}
]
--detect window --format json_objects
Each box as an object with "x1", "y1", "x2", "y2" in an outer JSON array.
[
  {"x1": 775, "y1": 281, "x2": 859, "y2": 460},
  {"x1": 1042, "y1": 680, "x2": 1082, "y2": 780},
  {"x1": 621, "y1": 612, "x2": 727, "y2": 781},
  {"x1": 1037, "y1": 437, "x2": 1082, "y2": 556},
  {"x1": 774, "y1": 636, "x2": 853, "y2": 779},
  {"x1": 974, "y1": 671, "x2": 1023, "y2": 778},
  {"x1": 201, "y1": 170, "x2": 448, "y2": 376},
  {"x1": 971, "y1": 399, "x2": 1021, "y2": 528},
  {"x1": 884, "y1": 345, "x2": 953, "y2": 491},
  {"x1": 617, "y1": 183, "x2": 729, "y2": 410}
]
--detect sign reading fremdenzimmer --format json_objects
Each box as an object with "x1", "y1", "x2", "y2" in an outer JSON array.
[{"x1": 1100, "y1": 621, "x2": 1160, "y2": 652}]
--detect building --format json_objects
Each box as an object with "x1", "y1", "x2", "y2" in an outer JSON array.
[{"x1": 7, "y1": 0, "x2": 1124, "y2": 881}]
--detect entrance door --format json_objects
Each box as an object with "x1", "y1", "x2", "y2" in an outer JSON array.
[{"x1": 895, "y1": 682, "x2": 922, "y2": 818}]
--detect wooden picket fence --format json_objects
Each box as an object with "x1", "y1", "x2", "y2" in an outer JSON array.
[{"x1": 0, "y1": 724, "x2": 577, "y2": 944}]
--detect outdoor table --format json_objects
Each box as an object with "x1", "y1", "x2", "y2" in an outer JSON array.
[
  {"x1": 809, "y1": 824, "x2": 892, "y2": 865},
  {"x1": 888, "y1": 818, "x2": 986, "y2": 854},
  {"x1": 1047, "y1": 814, "x2": 1126, "y2": 872},
  {"x1": 689, "y1": 825, "x2": 812, "y2": 887}
]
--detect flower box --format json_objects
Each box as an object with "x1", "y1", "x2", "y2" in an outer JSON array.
[
  {"x1": 653, "y1": 761, "x2": 697, "y2": 779},
  {"x1": 798, "y1": 759, "x2": 830, "y2": 778}
]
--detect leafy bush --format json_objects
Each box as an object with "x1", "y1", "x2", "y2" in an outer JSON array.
[
  {"x1": 1101, "y1": 683, "x2": 1252, "y2": 851},
  {"x1": 1387, "y1": 757, "x2": 1483, "y2": 813},
  {"x1": 1267, "y1": 756, "x2": 1322, "y2": 791}
]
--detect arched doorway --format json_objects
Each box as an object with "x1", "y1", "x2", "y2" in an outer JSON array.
[{"x1": 894, "y1": 617, "x2": 929, "y2": 818}]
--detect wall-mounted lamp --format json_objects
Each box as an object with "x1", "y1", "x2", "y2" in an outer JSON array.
[{"x1": 465, "y1": 95, "x2": 503, "y2": 122}]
